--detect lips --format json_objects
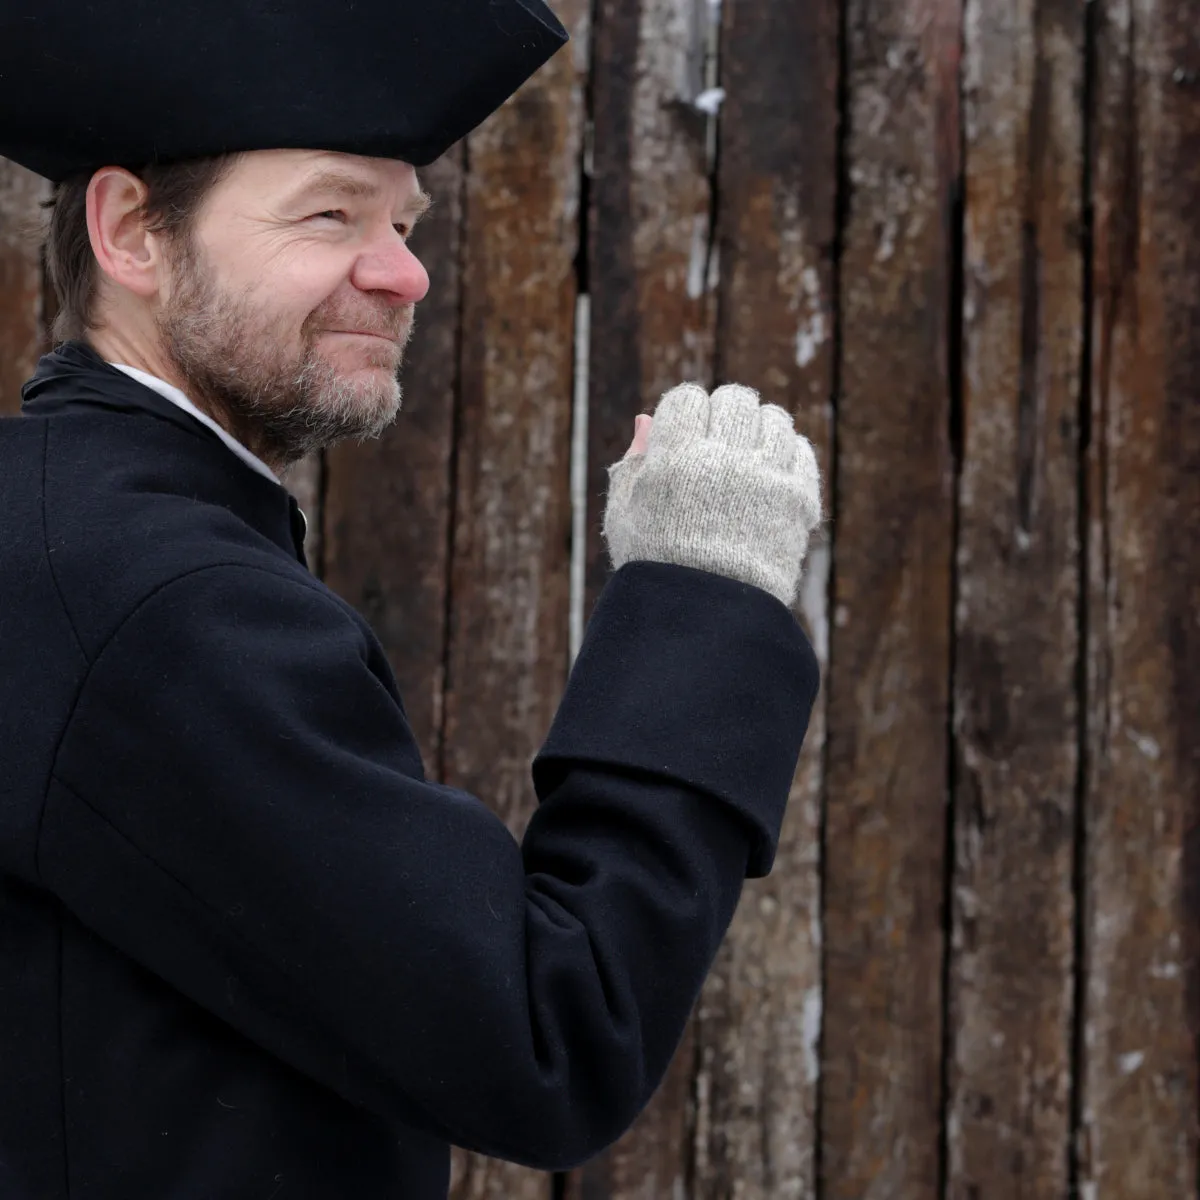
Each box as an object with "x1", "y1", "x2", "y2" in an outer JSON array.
[{"x1": 332, "y1": 330, "x2": 396, "y2": 342}]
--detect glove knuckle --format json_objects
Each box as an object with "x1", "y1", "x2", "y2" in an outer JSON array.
[{"x1": 604, "y1": 380, "x2": 819, "y2": 603}]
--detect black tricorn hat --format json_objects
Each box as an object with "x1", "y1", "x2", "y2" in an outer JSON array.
[{"x1": 0, "y1": 0, "x2": 568, "y2": 183}]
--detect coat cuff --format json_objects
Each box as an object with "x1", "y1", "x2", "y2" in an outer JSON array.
[{"x1": 532, "y1": 561, "x2": 820, "y2": 876}]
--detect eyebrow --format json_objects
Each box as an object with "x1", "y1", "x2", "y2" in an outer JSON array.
[{"x1": 289, "y1": 170, "x2": 434, "y2": 220}]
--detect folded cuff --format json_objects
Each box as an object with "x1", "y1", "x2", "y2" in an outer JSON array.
[{"x1": 532, "y1": 561, "x2": 820, "y2": 876}]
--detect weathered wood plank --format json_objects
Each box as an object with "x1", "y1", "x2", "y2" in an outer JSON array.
[
  {"x1": 689, "y1": 0, "x2": 838, "y2": 1195},
  {"x1": 321, "y1": 149, "x2": 464, "y2": 762},
  {"x1": 570, "y1": 0, "x2": 719, "y2": 1193},
  {"x1": 581, "y1": 0, "x2": 719, "y2": 618},
  {"x1": 0, "y1": 159, "x2": 48, "y2": 413},
  {"x1": 946, "y1": 1, "x2": 1083, "y2": 1196},
  {"x1": 442, "y1": 5, "x2": 589, "y2": 1195},
  {"x1": 820, "y1": 0, "x2": 960, "y2": 1195},
  {"x1": 1080, "y1": 0, "x2": 1200, "y2": 1192}
]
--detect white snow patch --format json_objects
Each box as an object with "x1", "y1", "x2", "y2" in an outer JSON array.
[
  {"x1": 568, "y1": 295, "x2": 591, "y2": 669},
  {"x1": 794, "y1": 266, "x2": 827, "y2": 368},
  {"x1": 686, "y1": 214, "x2": 710, "y2": 299},
  {"x1": 876, "y1": 214, "x2": 898, "y2": 262},
  {"x1": 1126, "y1": 728, "x2": 1161, "y2": 760},
  {"x1": 705, "y1": 242, "x2": 720, "y2": 293},
  {"x1": 799, "y1": 541, "x2": 830, "y2": 664},
  {"x1": 802, "y1": 987, "x2": 822, "y2": 1085},
  {"x1": 796, "y1": 319, "x2": 825, "y2": 368},
  {"x1": 693, "y1": 87, "x2": 726, "y2": 115},
  {"x1": 1118, "y1": 1050, "x2": 1145, "y2": 1075}
]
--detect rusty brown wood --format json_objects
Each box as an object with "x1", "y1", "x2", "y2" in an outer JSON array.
[
  {"x1": 570, "y1": 0, "x2": 720, "y2": 1194},
  {"x1": 321, "y1": 149, "x2": 465, "y2": 763},
  {"x1": 441, "y1": 3, "x2": 589, "y2": 1194},
  {"x1": 0, "y1": 159, "x2": 48, "y2": 413},
  {"x1": 820, "y1": 0, "x2": 960, "y2": 1196},
  {"x1": 688, "y1": 0, "x2": 838, "y2": 1195},
  {"x1": 945, "y1": 1, "x2": 1084, "y2": 1196},
  {"x1": 581, "y1": 0, "x2": 720, "y2": 619},
  {"x1": 1079, "y1": 0, "x2": 1200, "y2": 1193}
]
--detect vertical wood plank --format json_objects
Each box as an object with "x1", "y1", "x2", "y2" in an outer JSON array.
[
  {"x1": 821, "y1": 0, "x2": 960, "y2": 1195},
  {"x1": 690, "y1": 0, "x2": 838, "y2": 1195},
  {"x1": 322, "y1": 149, "x2": 465, "y2": 762},
  {"x1": 442, "y1": 5, "x2": 589, "y2": 1194},
  {"x1": 582, "y1": 0, "x2": 719, "y2": 616},
  {"x1": 571, "y1": 0, "x2": 719, "y2": 1192},
  {"x1": 0, "y1": 159, "x2": 48, "y2": 413},
  {"x1": 1081, "y1": 0, "x2": 1200, "y2": 1192},
  {"x1": 946, "y1": 1, "x2": 1083, "y2": 1196}
]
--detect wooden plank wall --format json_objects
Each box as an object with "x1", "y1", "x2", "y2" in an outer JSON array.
[
  {"x1": 687, "y1": 0, "x2": 838, "y2": 1197},
  {"x1": 2, "y1": 0, "x2": 1198, "y2": 1194},
  {"x1": 947, "y1": 2, "x2": 1082, "y2": 1198},
  {"x1": 822, "y1": 1, "x2": 958, "y2": 1197},
  {"x1": 1082, "y1": 0, "x2": 1200, "y2": 1193}
]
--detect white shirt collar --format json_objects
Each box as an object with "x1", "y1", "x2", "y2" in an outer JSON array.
[{"x1": 107, "y1": 362, "x2": 280, "y2": 485}]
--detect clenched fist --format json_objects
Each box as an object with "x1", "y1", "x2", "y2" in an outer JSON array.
[{"x1": 601, "y1": 383, "x2": 822, "y2": 609}]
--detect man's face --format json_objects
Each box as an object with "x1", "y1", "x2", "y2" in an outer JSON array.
[{"x1": 156, "y1": 149, "x2": 432, "y2": 468}]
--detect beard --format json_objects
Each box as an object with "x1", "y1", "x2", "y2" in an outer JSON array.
[{"x1": 155, "y1": 237, "x2": 415, "y2": 470}]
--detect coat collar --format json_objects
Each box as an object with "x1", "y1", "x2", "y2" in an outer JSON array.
[{"x1": 21, "y1": 340, "x2": 310, "y2": 567}]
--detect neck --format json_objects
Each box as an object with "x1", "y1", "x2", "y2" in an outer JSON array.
[
  {"x1": 86, "y1": 325, "x2": 230, "y2": 429},
  {"x1": 86, "y1": 326, "x2": 191, "y2": 405}
]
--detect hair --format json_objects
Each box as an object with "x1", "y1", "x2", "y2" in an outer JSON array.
[{"x1": 42, "y1": 155, "x2": 239, "y2": 344}]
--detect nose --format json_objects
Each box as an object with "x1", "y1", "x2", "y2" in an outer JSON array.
[{"x1": 350, "y1": 235, "x2": 430, "y2": 306}]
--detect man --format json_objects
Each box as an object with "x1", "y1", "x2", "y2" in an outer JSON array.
[{"x1": 0, "y1": 2, "x2": 823, "y2": 1196}]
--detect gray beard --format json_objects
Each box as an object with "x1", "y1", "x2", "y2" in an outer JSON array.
[{"x1": 156, "y1": 243, "x2": 412, "y2": 471}]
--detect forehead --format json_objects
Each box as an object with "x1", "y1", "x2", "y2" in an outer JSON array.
[{"x1": 222, "y1": 148, "x2": 422, "y2": 205}]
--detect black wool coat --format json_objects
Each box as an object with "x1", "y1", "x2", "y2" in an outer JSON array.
[{"x1": 0, "y1": 341, "x2": 819, "y2": 1198}]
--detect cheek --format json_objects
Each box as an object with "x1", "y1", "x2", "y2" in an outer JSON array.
[
  {"x1": 254, "y1": 272, "x2": 349, "y2": 339},
  {"x1": 240, "y1": 241, "x2": 355, "y2": 331}
]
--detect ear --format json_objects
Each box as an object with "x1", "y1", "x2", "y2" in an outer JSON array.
[{"x1": 86, "y1": 168, "x2": 164, "y2": 301}]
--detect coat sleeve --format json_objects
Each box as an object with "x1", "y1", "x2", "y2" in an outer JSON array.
[{"x1": 37, "y1": 558, "x2": 819, "y2": 1171}]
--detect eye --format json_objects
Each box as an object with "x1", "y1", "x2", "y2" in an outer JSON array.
[
  {"x1": 393, "y1": 223, "x2": 412, "y2": 239},
  {"x1": 310, "y1": 210, "x2": 348, "y2": 223}
]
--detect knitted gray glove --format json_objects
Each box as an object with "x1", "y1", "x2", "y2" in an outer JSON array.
[{"x1": 601, "y1": 383, "x2": 822, "y2": 609}]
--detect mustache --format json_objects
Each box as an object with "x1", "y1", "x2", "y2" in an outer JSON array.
[{"x1": 307, "y1": 302, "x2": 415, "y2": 343}]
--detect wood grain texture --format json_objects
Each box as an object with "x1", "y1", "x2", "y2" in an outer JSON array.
[
  {"x1": 689, "y1": 0, "x2": 838, "y2": 1195},
  {"x1": 571, "y1": 0, "x2": 720, "y2": 1193},
  {"x1": 442, "y1": 4, "x2": 589, "y2": 1194},
  {"x1": 946, "y1": 2, "x2": 1083, "y2": 1196},
  {"x1": 582, "y1": 0, "x2": 720, "y2": 619},
  {"x1": 321, "y1": 149, "x2": 465, "y2": 765},
  {"x1": 1080, "y1": 0, "x2": 1200, "y2": 1192},
  {"x1": 820, "y1": 0, "x2": 960, "y2": 1196},
  {"x1": 0, "y1": 158, "x2": 47, "y2": 413}
]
